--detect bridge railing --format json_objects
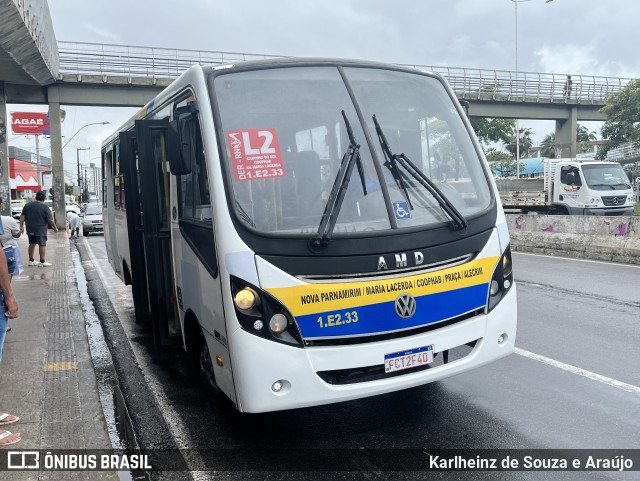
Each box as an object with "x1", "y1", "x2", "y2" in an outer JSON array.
[
  {"x1": 58, "y1": 41, "x2": 632, "y2": 105},
  {"x1": 403, "y1": 64, "x2": 630, "y2": 105},
  {"x1": 58, "y1": 41, "x2": 286, "y2": 79}
]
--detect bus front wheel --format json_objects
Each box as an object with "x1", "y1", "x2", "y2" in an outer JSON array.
[{"x1": 198, "y1": 332, "x2": 219, "y2": 393}]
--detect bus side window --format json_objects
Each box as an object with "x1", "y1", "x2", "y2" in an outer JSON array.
[{"x1": 175, "y1": 109, "x2": 210, "y2": 221}]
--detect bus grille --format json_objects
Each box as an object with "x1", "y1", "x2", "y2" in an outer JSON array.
[{"x1": 316, "y1": 340, "x2": 477, "y2": 385}]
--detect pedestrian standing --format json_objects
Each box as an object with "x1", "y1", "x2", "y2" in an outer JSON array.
[
  {"x1": 19, "y1": 191, "x2": 58, "y2": 267},
  {"x1": 0, "y1": 219, "x2": 21, "y2": 446},
  {"x1": 0, "y1": 197, "x2": 21, "y2": 252},
  {"x1": 563, "y1": 75, "x2": 573, "y2": 99},
  {"x1": 0, "y1": 210, "x2": 23, "y2": 278}
]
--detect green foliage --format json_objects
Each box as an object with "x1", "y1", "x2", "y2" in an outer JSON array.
[
  {"x1": 65, "y1": 183, "x2": 74, "y2": 196},
  {"x1": 597, "y1": 79, "x2": 640, "y2": 159},
  {"x1": 485, "y1": 148, "x2": 512, "y2": 163},
  {"x1": 504, "y1": 127, "x2": 534, "y2": 157},
  {"x1": 577, "y1": 124, "x2": 597, "y2": 143},
  {"x1": 485, "y1": 148, "x2": 523, "y2": 177},
  {"x1": 540, "y1": 132, "x2": 556, "y2": 158},
  {"x1": 539, "y1": 123, "x2": 598, "y2": 158},
  {"x1": 470, "y1": 118, "x2": 516, "y2": 146}
]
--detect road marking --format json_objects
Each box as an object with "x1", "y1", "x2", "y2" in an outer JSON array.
[
  {"x1": 514, "y1": 348, "x2": 640, "y2": 396},
  {"x1": 513, "y1": 251, "x2": 640, "y2": 269}
]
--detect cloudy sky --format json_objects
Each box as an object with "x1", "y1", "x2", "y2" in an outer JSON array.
[{"x1": 8, "y1": 0, "x2": 639, "y2": 183}]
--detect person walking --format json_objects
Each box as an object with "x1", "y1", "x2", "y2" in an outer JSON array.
[
  {"x1": 0, "y1": 220, "x2": 21, "y2": 446},
  {"x1": 19, "y1": 191, "x2": 58, "y2": 267},
  {"x1": 67, "y1": 211, "x2": 80, "y2": 239}
]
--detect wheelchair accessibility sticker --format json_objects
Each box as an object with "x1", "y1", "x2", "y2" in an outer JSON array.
[{"x1": 393, "y1": 201, "x2": 411, "y2": 220}]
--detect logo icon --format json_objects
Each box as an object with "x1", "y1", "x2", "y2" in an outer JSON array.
[
  {"x1": 612, "y1": 197, "x2": 619, "y2": 205},
  {"x1": 392, "y1": 201, "x2": 411, "y2": 220},
  {"x1": 7, "y1": 451, "x2": 40, "y2": 469},
  {"x1": 395, "y1": 293, "x2": 416, "y2": 319}
]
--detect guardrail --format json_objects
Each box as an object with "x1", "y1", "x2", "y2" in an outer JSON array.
[
  {"x1": 403, "y1": 65, "x2": 630, "y2": 105},
  {"x1": 605, "y1": 143, "x2": 640, "y2": 161},
  {"x1": 58, "y1": 41, "x2": 633, "y2": 105},
  {"x1": 58, "y1": 41, "x2": 286, "y2": 80}
]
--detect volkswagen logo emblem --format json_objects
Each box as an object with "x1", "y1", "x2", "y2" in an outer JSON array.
[{"x1": 395, "y1": 293, "x2": 416, "y2": 319}]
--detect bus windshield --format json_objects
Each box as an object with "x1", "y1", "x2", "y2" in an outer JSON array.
[{"x1": 213, "y1": 65, "x2": 492, "y2": 236}]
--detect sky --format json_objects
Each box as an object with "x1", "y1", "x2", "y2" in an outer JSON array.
[{"x1": 8, "y1": 0, "x2": 640, "y2": 184}]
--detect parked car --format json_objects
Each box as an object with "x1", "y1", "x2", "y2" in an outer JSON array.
[
  {"x1": 81, "y1": 204, "x2": 103, "y2": 236},
  {"x1": 11, "y1": 199, "x2": 26, "y2": 219},
  {"x1": 66, "y1": 200, "x2": 81, "y2": 215}
]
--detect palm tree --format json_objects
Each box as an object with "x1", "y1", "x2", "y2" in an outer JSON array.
[
  {"x1": 504, "y1": 127, "x2": 534, "y2": 158},
  {"x1": 577, "y1": 124, "x2": 598, "y2": 143},
  {"x1": 540, "y1": 132, "x2": 556, "y2": 158},
  {"x1": 538, "y1": 124, "x2": 598, "y2": 158}
]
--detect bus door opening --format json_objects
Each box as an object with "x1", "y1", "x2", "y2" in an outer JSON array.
[{"x1": 120, "y1": 120, "x2": 181, "y2": 347}]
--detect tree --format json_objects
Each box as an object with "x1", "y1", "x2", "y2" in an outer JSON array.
[
  {"x1": 539, "y1": 123, "x2": 598, "y2": 158},
  {"x1": 504, "y1": 127, "x2": 534, "y2": 158},
  {"x1": 540, "y1": 132, "x2": 556, "y2": 158},
  {"x1": 576, "y1": 124, "x2": 597, "y2": 143},
  {"x1": 597, "y1": 79, "x2": 640, "y2": 159},
  {"x1": 470, "y1": 118, "x2": 516, "y2": 146},
  {"x1": 485, "y1": 148, "x2": 523, "y2": 177}
]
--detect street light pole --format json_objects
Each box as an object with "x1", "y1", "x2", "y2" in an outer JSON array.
[
  {"x1": 512, "y1": 0, "x2": 554, "y2": 178},
  {"x1": 77, "y1": 147, "x2": 89, "y2": 202},
  {"x1": 62, "y1": 121, "x2": 110, "y2": 150},
  {"x1": 512, "y1": 0, "x2": 531, "y2": 178}
]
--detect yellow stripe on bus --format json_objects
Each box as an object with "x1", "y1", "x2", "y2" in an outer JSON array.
[{"x1": 266, "y1": 255, "x2": 498, "y2": 316}]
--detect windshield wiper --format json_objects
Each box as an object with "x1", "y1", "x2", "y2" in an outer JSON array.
[
  {"x1": 372, "y1": 115, "x2": 467, "y2": 231},
  {"x1": 313, "y1": 111, "x2": 367, "y2": 248},
  {"x1": 235, "y1": 201, "x2": 256, "y2": 228}
]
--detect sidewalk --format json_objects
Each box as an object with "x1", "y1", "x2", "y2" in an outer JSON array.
[{"x1": 0, "y1": 231, "x2": 117, "y2": 480}]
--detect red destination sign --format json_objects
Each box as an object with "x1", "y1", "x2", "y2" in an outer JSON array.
[
  {"x1": 227, "y1": 128, "x2": 285, "y2": 182},
  {"x1": 11, "y1": 112, "x2": 50, "y2": 135}
]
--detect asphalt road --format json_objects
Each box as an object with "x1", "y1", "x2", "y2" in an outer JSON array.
[{"x1": 80, "y1": 237, "x2": 640, "y2": 481}]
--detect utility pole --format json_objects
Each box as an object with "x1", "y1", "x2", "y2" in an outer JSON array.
[{"x1": 76, "y1": 147, "x2": 89, "y2": 202}]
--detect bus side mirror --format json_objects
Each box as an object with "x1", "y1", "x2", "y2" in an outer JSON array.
[
  {"x1": 459, "y1": 100, "x2": 470, "y2": 118},
  {"x1": 168, "y1": 119, "x2": 192, "y2": 175}
]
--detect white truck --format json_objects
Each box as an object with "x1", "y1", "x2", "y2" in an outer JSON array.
[{"x1": 496, "y1": 158, "x2": 634, "y2": 215}]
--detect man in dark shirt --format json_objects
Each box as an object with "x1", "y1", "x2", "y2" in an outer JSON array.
[{"x1": 19, "y1": 191, "x2": 58, "y2": 267}]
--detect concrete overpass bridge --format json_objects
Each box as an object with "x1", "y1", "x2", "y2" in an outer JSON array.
[{"x1": 0, "y1": 0, "x2": 635, "y2": 222}]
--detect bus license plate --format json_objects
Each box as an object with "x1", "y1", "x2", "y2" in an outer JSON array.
[{"x1": 384, "y1": 345, "x2": 434, "y2": 373}]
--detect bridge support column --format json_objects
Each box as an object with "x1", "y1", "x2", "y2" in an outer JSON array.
[
  {"x1": 555, "y1": 106, "x2": 577, "y2": 158},
  {"x1": 0, "y1": 82, "x2": 10, "y2": 216},
  {"x1": 48, "y1": 86, "x2": 66, "y2": 229}
]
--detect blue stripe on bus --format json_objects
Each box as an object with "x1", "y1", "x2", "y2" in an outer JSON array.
[{"x1": 296, "y1": 283, "x2": 488, "y2": 339}]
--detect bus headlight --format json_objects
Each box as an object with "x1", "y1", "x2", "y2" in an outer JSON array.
[
  {"x1": 234, "y1": 288, "x2": 258, "y2": 310},
  {"x1": 230, "y1": 276, "x2": 303, "y2": 347},
  {"x1": 269, "y1": 313, "x2": 288, "y2": 333},
  {"x1": 487, "y1": 245, "x2": 514, "y2": 312}
]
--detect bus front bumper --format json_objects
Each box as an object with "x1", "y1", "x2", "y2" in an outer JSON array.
[{"x1": 230, "y1": 285, "x2": 517, "y2": 413}]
